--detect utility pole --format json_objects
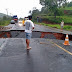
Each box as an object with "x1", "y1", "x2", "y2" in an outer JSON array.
[
  {"x1": 10, "y1": 13, "x2": 12, "y2": 19},
  {"x1": 6, "y1": 9, "x2": 8, "y2": 19},
  {"x1": 10, "y1": 13, "x2": 13, "y2": 16}
]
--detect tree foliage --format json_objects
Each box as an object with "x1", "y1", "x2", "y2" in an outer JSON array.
[
  {"x1": 67, "y1": 1, "x2": 72, "y2": 7},
  {"x1": 40, "y1": 0, "x2": 67, "y2": 7},
  {"x1": 31, "y1": 8, "x2": 40, "y2": 21},
  {"x1": 31, "y1": 7, "x2": 40, "y2": 17},
  {"x1": 3, "y1": 16, "x2": 7, "y2": 20},
  {"x1": 40, "y1": 0, "x2": 67, "y2": 17}
]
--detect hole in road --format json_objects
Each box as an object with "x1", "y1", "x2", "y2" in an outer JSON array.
[{"x1": 0, "y1": 30, "x2": 72, "y2": 41}]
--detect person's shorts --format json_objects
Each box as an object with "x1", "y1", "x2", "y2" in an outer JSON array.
[
  {"x1": 61, "y1": 26, "x2": 63, "y2": 28},
  {"x1": 25, "y1": 33, "x2": 32, "y2": 39}
]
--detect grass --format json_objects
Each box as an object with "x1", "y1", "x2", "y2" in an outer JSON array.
[
  {"x1": 35, "y1": 22, "x2": 72, "y2": 31},
  {"x1": 62, "y1": 7, "x2": 72, "y2": 10},
  {"x1": 0, "y1": 20, "x2": 10, "y2": 26},
  {"x1": 42, "y1": 16, "x2": 72, "y2": 24},
  {"x1": 63, "y1": 25, "x2": 72, "y2": 31},
  {"x1": 57, "y1": 16, "x2": 72, "y2": 24}
]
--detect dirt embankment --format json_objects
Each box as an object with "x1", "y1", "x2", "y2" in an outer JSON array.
[
  {"x1": 42, "y1": 21, "x2": 59, "y2": 24},
  {"x1": 42, "y1": 21, "x2": 72, "y2": 25},
  {"x1": 0, "y1": 26, "x2": 4, "y2": 30},
  {"x1": 0, "y1": 26, "x2": 11, "y2": 31}
]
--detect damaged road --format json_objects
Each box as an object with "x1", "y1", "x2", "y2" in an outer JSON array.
[
  {"x1": 0, "y1": 23, "x2": 72, "y2": 72},
  {"x1": 0, "y1": 24, "x2": 72, "y2": 40}
]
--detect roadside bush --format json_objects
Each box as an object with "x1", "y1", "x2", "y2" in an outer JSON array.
[
  {"x1": 56, "y1": 9, "x2": 64, "y2": 16},
  {"x1": 42, "y1": 16, "x2": 62, "y2": 23},
  {"x1": 0, "y1": 20, "x2": 10, "y2": 26},
  {"x1": 48, "y1": 18, "x2": 62, "y2": 23},
  {"x1": 63, "y1": 25, "x2": 72, "y2": 30},
  {"x1": 41, "y1": 16, "x2": 72, "y2": 24}
]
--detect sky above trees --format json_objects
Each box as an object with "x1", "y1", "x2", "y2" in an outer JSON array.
[{"x1": 0, "y1": 0, "x2": 71, "y2": 18}]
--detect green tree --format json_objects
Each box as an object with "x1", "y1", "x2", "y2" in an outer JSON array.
[
  {"x1": 40, "y1": 7, "x2": 49, "y2": 15},
  {"x1": 40, "y1": 0, "x2": 67, "y2": 17},
  {"x1": 3, "y1": 16, "x2": 7, "y2": 20},
  {"x1": 40, "y1": 0, "x2": 67, "y2": 7},
  {"x1": 67, "y1": 1, "x2": 72, "y2": 7},
  {"x1": 31, "y1": 7, "x2": 40, "y2": 21},
  {"x1": 29, "y1": 10, "x2": 31, "y2": 13}
]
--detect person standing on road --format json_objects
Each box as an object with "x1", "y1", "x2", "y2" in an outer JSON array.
[
  {"x1": 24, "y1": 16, "x2": 34, "y2": 50},
  {"x1": 60, "y1": 20, "x2": 64, "y2": 32}
]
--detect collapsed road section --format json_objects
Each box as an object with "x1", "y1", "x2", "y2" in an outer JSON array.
[{"x1": 0, "y1": 30, "x2": 72, "y2": 41}]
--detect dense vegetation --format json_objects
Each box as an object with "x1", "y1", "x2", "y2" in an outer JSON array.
[
  {"x1": 0, "y1": 19, "x2": 11, "y2": 26},
  {"x1": 0, "y1": 14, "x2": 12, "y2": 26},
  {"x1": 30, "y1": 0, "x2": 72, "y2": 25},
  {"x1": 41, "y1": 16, "x2": 72, "y2": 24}
]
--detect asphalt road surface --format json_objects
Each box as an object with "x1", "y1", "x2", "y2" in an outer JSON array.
[
  {"x1": 0, "y1": 23, "x2": 72, "y2": 72},
  {"x1": 4, "y1": 23, "x2": 72, "y2": 35},
  {"x1": 0, "y1": 38, "x2": 72, "y2": 72}
]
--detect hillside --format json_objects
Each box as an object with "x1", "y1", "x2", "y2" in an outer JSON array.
[
  {"x1": 0, "y1": 13, "x2": 11, "y2": 18},
  {"x1": 61, "y1": 7, "x2": 72, "y2": 15},
  {"x1": 0, "y1": 13, "x2": 7, "y2": 18},
  {"x1": 38, "y1": 7, "x2": 72, "y2": 24},
  {"x1": 63, "y1": 7, "x2": 72, "y2": 10}
]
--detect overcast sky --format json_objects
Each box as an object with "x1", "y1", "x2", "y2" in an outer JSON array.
[{"x1": 0, "y1": 0, "x2": 72, "y2": 18}]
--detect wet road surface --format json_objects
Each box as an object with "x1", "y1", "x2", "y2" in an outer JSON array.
[
  {"x1": 0, "y1": 38, "x2": 72, "y2": 72},
  {"x1": 4, "y1": 23, "x2": 72, "y2": 35},
  {"x1": 0, "y1": 23, "x2": 72, "y2": 72}
]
